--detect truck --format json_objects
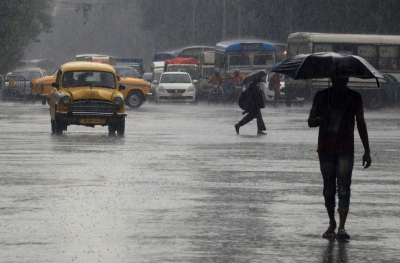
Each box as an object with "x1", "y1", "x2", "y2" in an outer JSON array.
[
  {"x1": 76, "y1": 54, "x2": 117, "y2": 65},
  {"x1": 198, "y1": 51, "x2": 216, "y2": 100},
  {"x1": 163, "y1": 57, "x2": 200, "y2": 100},
  {"x1": 116, "y1": 58, "x2": 144, "y2": 77}
]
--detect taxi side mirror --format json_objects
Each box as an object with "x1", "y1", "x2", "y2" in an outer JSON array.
[{"x1": 119, "y1": 84, "x2": 125, "y2": 90}]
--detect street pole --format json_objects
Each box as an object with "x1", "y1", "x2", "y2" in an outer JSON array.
[
  {"x1": 238, "y1": 0, "x2": 241, "y2": 38},
  {"x1": 192, "y1": 0, "x2": 195, "y2": 45},
  {"x1": 223, "y1": 0, "x2": 226, "y2": 40}
]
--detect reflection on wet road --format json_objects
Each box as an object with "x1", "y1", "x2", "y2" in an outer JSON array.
[{"x1": 0, "y1": 101, "x2": 399, "y2": 262}]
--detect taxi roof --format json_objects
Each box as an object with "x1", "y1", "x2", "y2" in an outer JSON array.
[{"x1": 60, "y1": 61, "x2": 116, "y2": 73}]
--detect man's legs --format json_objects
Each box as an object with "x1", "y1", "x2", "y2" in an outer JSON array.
[
  {"x1": 235, "y1": 109, "x2": 257, "y2": 134},
  {"x1": 319, "y1": 153, "x2": 337, "y2": 237},
  {"x1": 336, "y1": 153, "x2": 354, "y2": 239},
  {"x1": 256, "y1": 110, "x2": 266, "y2": 134}
]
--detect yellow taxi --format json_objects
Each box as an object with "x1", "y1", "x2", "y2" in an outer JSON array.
[
  {"x1": 31, "y1": 73, "x2": 57, "y2": 105},
  {"x1": 118, "y1": 76, "x2": 151, "y2": 108},
  {"x1": 49, "y1": 61, "x2": 127, "y2": 135}
]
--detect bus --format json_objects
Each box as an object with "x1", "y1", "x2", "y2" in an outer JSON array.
[
  {"x1": 285, "y1": 32, "x2": 400, "y2": 109},
  {"x1": 179, "y1": 46, "x2": 214, "y2": 60},
  {"x1": 272, "y1": 43, "x2": 287, "y2": 63},
  {"x1": 214, "y1": 40, "x2": 276, "y2": 90},
  {"x1": 152, "y1": 50, "x2": 181, "y2": 62}
]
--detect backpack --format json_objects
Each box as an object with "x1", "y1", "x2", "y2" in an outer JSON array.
[
  {"x1": 239, "y1": 83, "x2": 265, "y2": 111},
  {"x1": 238, "y1": 87, "x2": 252, "y2": 111}
]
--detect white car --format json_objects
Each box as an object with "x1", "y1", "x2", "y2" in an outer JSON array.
[
  {"x1": 263, "y1": 74, "x2": 286, "y2": 102},
  {"x1": 153, "y1": 72, "x2": 198, "y2": 104}
]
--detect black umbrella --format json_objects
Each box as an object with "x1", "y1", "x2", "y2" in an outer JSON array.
[
  {"x1": 241, "y1": 69, "x2": 268, "y2": 85},
  {"x1": 271, "y1": 52, "x2": 384, "y2": 80}
]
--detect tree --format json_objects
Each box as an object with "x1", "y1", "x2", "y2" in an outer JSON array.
[{"x1": 0, "y1": 0, "x2": 53, "y2": 74}]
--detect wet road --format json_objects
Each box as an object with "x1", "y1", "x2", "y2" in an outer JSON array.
[{"x1": 0, "y1": 101, "x2": 399, "y2": 262}]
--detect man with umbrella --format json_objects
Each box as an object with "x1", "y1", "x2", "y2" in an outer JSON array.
[
  {"x1": 273, "y1": 52, "x2": 379, "y2": 240},
  {"x1": 308, "y1": 77, "x2": 371, "y2": 240},
  {"x1": 235, "y1": 70, "x2": 267, "y2": 135}
]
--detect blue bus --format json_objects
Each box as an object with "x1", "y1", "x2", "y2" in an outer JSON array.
[{"x1": 214, "y1": 40, "x2": 277, "y2": 77}]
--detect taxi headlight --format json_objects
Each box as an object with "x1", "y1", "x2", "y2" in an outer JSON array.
[
  {"x1": 114, "y1": 97, "x2": 123, "y2": 106},
  {"x1": 61, "y1": 96, "x2": 71, "y2": 104}
]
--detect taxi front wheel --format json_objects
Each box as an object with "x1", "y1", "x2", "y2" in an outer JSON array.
[{"x1": 126, "y1": 91, "x2": 143, "y2": 108}]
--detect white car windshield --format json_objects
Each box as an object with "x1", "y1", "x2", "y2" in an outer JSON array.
[
  {"x1": 8, "y1": 71, "x2": 41, "y2": 81},
  {"x1": 160, "y1": 74, "x2": 191, "y2": 83}
]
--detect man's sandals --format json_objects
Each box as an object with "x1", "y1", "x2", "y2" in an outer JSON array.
[
  {"x1": 322, "y1": 222, "x2": 337, "y2": 239},
  {"x1": 322, "y1": 224, "x2": 351, "y2": 240},
  {"x1": 336, "y1": 229, "x2": 350, "y2": 240}
]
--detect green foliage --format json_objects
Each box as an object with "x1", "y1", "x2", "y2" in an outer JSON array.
[{"x1": 0, "y1": 0, "x2": 53, "y2": 74}]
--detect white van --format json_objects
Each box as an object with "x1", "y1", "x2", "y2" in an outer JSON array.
[{"x1": 150, "y1": 61, "x2": 165, "y2": 73}]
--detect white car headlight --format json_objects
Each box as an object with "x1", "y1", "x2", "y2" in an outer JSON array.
[
  {"x1": 157, "y1": 86, "x2": 166, "y2": 93},
  {"x1": 186, "y1": 85, "x2": 195, "y2": 93},
  {"x1": 61, "y1": 96, "x2": 71, "y2": 104},
  {"x1": 114, "y1": 97, "x2": 123, "y2": 106}
]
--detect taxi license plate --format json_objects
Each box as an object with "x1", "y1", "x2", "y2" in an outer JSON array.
[
  {"x1": 170, "y1": 93, "x2": 182, "y2": 97},
  {"x1": 80, "y1": 118, "x2": 105, "y2": 124}
]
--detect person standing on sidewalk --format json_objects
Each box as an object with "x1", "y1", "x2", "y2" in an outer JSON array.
[
  {"x1": 308, "y1": 77, "x2": 372, "y2": 240},
  {"x1": 235, "y1": 78, "x2": 267, "y2": 135}
]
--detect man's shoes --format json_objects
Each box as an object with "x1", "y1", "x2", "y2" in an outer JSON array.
[
  {"x1": 336, "y1": 229, "x2": 350, "y2": 240},
  {"x1": 257, "y1": 130, "x2": 267, "y2": 135},
  {"x1": 235, "y1": 124, "x2": 240, "y2": 134}
]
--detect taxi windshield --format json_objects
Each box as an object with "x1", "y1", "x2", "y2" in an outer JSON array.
[{"x1": 62, "y1": 71, "x2": 116, "y2": 88}]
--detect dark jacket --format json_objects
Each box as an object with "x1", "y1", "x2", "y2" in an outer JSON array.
[{"x1": 239, "y1": 81, "x2": 265, "y2": 111}]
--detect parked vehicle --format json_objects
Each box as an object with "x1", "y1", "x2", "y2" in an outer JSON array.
[
  {"x1": 31, "y1": 72, "x2": 57, "y2": 105},
  {"x1": 76, "y1": 54, "x2": 116, "y2": 65},
  {"x1": 284, "y1": 32, "x2": 400, "y2": 109},
  {"x1": 118, "y1": 76, "x2": 151, "y2": 108},
  {"x1": 142, "y1": 72, "x2": 152, "y2": 83},
  {"x1": 198, "y1": 51, "x2": 216, "y2": 100},
  {"x1": 164, "y1": 57, "x2": 201, "y2": 100},
  {"x1": 2, "y1": 67, "x2": 44, "y2": 101},
  {"x1": 153, "y1": 72, "x2": 197, "y2": 104},
  {"x1": 18, "y1": 59, "x2": 58, "y2": 76},
  {"x1": 49, "y1": 61, "x2": 127, "y2": 135},
  {"x1": 112, "y1": 65, "x2": 150, "y2": 108},
  {"x1": 114, "y1": 65, "x2": 139, "y2": 78},
  {"x1": 150, "y1": 61, "x2": 165, "y2": 73},
  {"x1": 116, "y1": 58, "x2": 144, "y2": 77},
  {"x1": 179, "y1": 46, "x2": 214, "y2": 60},
  {"x1": 215, "y1": 40, "x2": 277, "y2": 92},
  {"x1": 152, "y1": 50, "x2": 181, "y2": 62}
]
